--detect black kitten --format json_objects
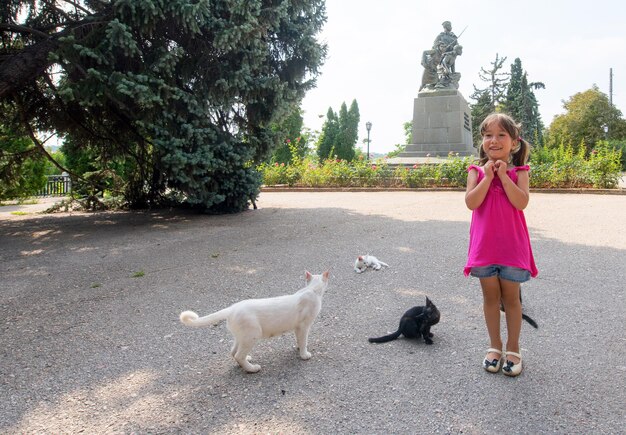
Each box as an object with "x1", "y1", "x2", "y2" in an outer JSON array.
[
  {"x1": 368, "y1": 297, "x2": 441, "y2": 344},
  {"x1": 500, "y1": 286, "x2": 538, "y2": 329}
]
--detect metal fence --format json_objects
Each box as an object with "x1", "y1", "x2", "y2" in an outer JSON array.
[{"x1": 38, "y1": 175, "x2": 71, "y2": 196}]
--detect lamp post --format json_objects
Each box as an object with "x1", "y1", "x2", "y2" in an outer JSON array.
[
  {"x1": 602, "y1": 123, "x2": 609, "y2": 140},
  {"x1": 366, "y1": 121, "x2": 372, "y2": 160}
]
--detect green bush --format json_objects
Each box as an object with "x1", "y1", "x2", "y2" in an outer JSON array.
[
  {"x1": 395, "y1": 164, "x2": 436, "y2": 187},
  {"x1": 259, "y1": 143, "x2": 622, "y2": 190},
  {"x1": 607, "y1": 140, "x2": 626, "y2": 171},
  {"x1": 299, "y1": 159, "x2": 325, "y2": 187},
  {"x1": 258, "y1": 162, "x2": 291, "y2": 186},
  {"x1": 437, "y1": 154, "x2": 472, "y2": 187},
  {"x1": 530, "y1": 141, "x2": 622, "y2": 188},
  {"x1": 527, "y1": 163, "x2": 552, "y2": 188},
  {"x1": 588, "y1": 141, "x2": 622, "y2": 188}
]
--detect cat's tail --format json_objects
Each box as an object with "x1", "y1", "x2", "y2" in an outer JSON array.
[
  {"x1": 522, "y1": 314, "x2": 539, "y2": 329},
  {"x1": 180, "y1": 308, "x2": 231, "y2": 327},
  {"x1": 368, "y1": 329, "x2": 402, "y2": 343},
  {"x1": 379, "y1": 261, "x2": 389, "y2": 268}
]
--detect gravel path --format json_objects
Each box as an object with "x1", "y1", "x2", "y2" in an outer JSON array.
[{"x1": 1, "y1": 191, "x2": 625, "y2": 434}]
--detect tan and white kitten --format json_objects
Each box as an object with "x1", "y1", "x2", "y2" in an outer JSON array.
[
  {"x1": 354, "y1": 255, "x2": 389, "y2": 273},
  {"x1": 180, "y1": 271, "x2": 330, "y2": 373}
]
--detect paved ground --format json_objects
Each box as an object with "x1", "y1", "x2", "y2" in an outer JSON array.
[{"x1": 1, "y1": 191, "x2": 625, "y2": 434}]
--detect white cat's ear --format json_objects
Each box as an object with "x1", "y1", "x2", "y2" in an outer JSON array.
[
  {"x1": 322, "y1": 270, "x2": 330, "y2": 281},
  {"x1": 305, "y1": 271, "x2": 312, "y2": 282}
]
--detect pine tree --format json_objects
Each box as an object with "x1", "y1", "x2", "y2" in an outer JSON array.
[
  {"x1": 337, "y1": 100, "x2": 360, "y2": 161},
  {"x1": 502, "y1": 58, "x2": 545, "y2": 144},
  {"x1": 469, "y1": 54, "x2": 509, "y2": 145},
  {"x1": 345, "y1": 99, "x2": 360, "y2": 160},
  {"x1": 270, "y1": 107, "x2": 309, "y2": 165},
  {"x1": 0, "y1": 0, "x2": 327, "y2": 212},
  {"x1": 317, "y1": 100, "x2": 359, "y2": 161},
  {"x1": 336, "y1": 102, "x2": 351, "y2": 160},
  {"x1": 469, "y1": 90, "x2": 495, "y2": 146},
  {"x1": 317, "y1": 107, "x2": 339, "y2": 160}
]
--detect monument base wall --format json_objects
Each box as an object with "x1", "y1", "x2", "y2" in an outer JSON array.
[{"x1": 396, "y1": 90, "x2": 475, "y2": 158}]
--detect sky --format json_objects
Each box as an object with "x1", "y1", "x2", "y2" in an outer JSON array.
[{"x1": 300, "y1": 0, "x2": 626, "y2": 154}]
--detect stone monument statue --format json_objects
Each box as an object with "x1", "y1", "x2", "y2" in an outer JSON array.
[
  {"x1": 420, "y1": 21, "x2": 463, "y2": 91},
  {"x1": 419, "y1": 42, "x2": 445, "y2": 91},
  {"x1": 433, "y1": 21, "x2": 457, "y2": 48},
  {"x1": 387, "y1": 21, "x2": 474, "y2": 162},
  {"x1": 436, "y1": 44, "x2": 463, "y2": 89}
]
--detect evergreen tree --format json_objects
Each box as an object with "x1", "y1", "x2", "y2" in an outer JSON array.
[
  {"x1": 336, "y1": 102, "x2": 351, "y2": 160},
  {"x1": 0, "y1": 0, "x2": 327, "y2": 212},
  {"x1": 270, "y1": 107, "x2": 309, "y2": 164},
  {"x1": 317, "y1": 107, "x2": 339, "y2": 160},
  {"x1": 470, "y1": 90, "x2": 495, "y2": 147},
  {"x1": 316, "y1": 99, "x2": 359, "y2": 161},
  {"x1": 469, "y1": 54, "x2": 509, "y2": 145},
  {"x1": 502, "y1": 58, "x2": 545, "y2": 144},
  {"x1": 345, "y1": 99, "x2": 360, "y2": 159},
  {"x1": 336, "y1": 100, "x2": 360, "y2": 161}
]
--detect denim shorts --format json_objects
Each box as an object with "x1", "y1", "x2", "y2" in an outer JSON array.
[{"x1": 469, "y1": 264, "x2": 531, "y2": 283}]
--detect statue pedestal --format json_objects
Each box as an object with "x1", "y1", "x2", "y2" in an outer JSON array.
[{"x1": 390, "y1": 90, "x2": 475, "y2": 163}]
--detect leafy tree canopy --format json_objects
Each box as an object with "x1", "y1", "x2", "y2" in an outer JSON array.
[
  {"x1": 0, "y1": 118, "x2": 46, "y2": 200},
  {"x1": 546, "y1": 85, "x2": 626, "y2": 152},
  {"x1": 0, "y1": 0, "x2": 327, "y2": 212}
]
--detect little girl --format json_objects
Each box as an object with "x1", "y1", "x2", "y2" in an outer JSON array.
[{"x1": 464, "y1": 113, "x2": 538, "y2": 377}]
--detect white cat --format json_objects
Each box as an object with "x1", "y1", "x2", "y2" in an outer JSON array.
[
  {"x1": 180, "y1": 270, "x2": 330, "y2": 373},
  {"x1": 354, "y1": 255, "x2": 389, "y2": 273}
]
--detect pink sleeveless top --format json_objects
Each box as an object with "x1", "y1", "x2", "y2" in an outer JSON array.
[{"x1": 464, "y1": 164, "x2": 538, "y2": 277}]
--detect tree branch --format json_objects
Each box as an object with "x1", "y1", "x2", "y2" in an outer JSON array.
[
  {"x1": 0, "y1": 23, "x2": 51, "y2": 39},
  {"x1": 24, "y1": 126, "x2": 73, "y2": 177},
  {"x1": 14, "y1": 94, "x2": 83, "y2": 183},
  {"x1": 58, "y1": 0, "x2": 93, "y2": 16},
  {"x1": 0, "y1": 38, "x2": 59, "y2": 99}
]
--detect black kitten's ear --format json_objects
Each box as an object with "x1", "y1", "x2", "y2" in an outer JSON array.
[{"x1": 425, "y1": 296, "x2": 432, "y2": 305}]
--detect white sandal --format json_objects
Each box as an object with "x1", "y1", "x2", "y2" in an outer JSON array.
[
  {"x1": 483, "y1": 348, "x2": 503, "y2": 373},
  {"x1": 502, "y1": 351, "x2": 523, "y2": 377}
]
